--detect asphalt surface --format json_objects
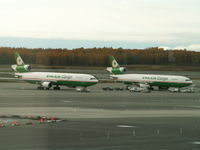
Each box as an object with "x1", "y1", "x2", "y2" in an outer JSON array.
[{"x1": 0, "y1": 82, "x2": 200, "y2": 149}]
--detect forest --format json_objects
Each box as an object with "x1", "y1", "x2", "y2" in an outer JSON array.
[{"x1": 0, "y1": 47, "x2": 199, "y2": 67}]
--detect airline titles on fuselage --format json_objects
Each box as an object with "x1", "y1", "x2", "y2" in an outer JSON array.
[
  {"x1": 46, "y1": 74, "x2": 73, "y2": 80},
  {"x1": 142, "y1": 76, "x2": 168, "y2": 81}
]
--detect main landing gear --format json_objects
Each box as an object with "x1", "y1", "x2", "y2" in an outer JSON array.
[
  {"x1": 76, "y1": 87, "x2": 90, "y2": 92},
  {"x1": 37, "y1": 85, "x2": 61, "y2": 90},
  {"x1": 53, "y1": 86, "x2": 61, "y2": 90},
  {"x1": 37, "y1": 86, "x2": 50, "y2": 90},
  {"x1": 37, "y1": 86, "x2": 44, "y2": 90}
]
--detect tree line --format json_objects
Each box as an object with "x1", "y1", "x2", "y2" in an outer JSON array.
[{"x1": 0, "y1": 47, "x2": 199, "y2": 66}]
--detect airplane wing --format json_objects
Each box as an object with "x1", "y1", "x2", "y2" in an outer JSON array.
[
  {"x1": 0, "y1": 77, "x2": 20, "y2": 81},
  {"x1": 0, "y1": 71, "x2": 17, "y2": 81},
  {"x1": 36, "y1": 80, "x2": 58, "y2": 85},
  {"x1": 0, "y1": 72, "x2": 14, "y2": 75},
  {"x1": 0, "y1": 72, "x2": 12, "y2": 74}
]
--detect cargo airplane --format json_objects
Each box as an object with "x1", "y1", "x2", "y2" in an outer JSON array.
[
  {"x1": 11, "y1": 52, "x2": 98, "y2": 91},
  {"x1": 106, "y1": 56, "x2": 192, "y2": 90}
]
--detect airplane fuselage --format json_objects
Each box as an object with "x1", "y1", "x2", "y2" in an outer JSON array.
[
  {"x1": 15, "y1": 72, "x2": 98, "y2": 87},
  {"x1": 110, "y1": 74, "x2": 192, "y2": 88}
]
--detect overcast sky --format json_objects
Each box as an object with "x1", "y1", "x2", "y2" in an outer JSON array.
[{"x1": 0, "y1": 0, "x2": 200, "y2": 50}]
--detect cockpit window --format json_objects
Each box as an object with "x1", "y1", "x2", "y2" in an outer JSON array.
[
  {"x1": 185, "y1": 79, "x2": 191, "y2": 81},
  {"x1": 90, "y1": 78, "x2": 96, "y2": 80}
]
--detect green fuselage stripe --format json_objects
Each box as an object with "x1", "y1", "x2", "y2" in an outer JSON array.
[
  {"x1": 25, "y1": 79, "x2": 97, "y2": 87},
  {"x1": 122, "y1": 80, "x2": 191, "y2": 87},
  {"x1": 149, "y1": 81, "x2": 191, "y2": 87}
]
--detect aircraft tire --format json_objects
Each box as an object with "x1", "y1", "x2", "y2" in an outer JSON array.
[
  {"x1": 53, "y1": 86, "x2": 61, "y2": 90},
  {"x1": 37, "y1": 87, "x2": 44, "y2": 90}
]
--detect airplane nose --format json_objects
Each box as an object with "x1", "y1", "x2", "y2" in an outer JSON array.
[
  {"x1": 94, "y1": 77, "x2": 99, "y2": 83},
  {"x1": 92, "y1": 79, "x2": 98, "y2": 85},
  {"x1": 90, "y1": 75, "x2": 98, "y2": 84}
]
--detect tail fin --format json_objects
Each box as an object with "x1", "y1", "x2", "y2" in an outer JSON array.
[
  {"x1": 12, "y1": 52, "x2": 32, "y2": 73},
  {"x1": 107, "y1": 56, "x2": 126, "y2": 74},
  {"x1": 14, "y1": 52, "x2": 25, "y2": 66},
  {"x1": 109, "y1": 56, "x2": 120, "y2": 68}
]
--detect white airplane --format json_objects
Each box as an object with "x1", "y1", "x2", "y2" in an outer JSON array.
[
  {"x1": 11, "y1": 52, "x2": 98, "y2": 91},
  {"x1": 106, "y1": 56, "x2": 192, "y2": 90}
]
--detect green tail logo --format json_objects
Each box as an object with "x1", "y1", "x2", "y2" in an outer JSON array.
[
  {"x1": 107, "y1": 56, "x2": 126, "y2": 74},
  {"x1": 12, "y1": 52, "x2": 32, "y2": 73},
  {"x1": 15, "y1": 52, "x2": 25, "y2": 66},
  {"x1": 109, "y1": 56, "x2": 120, "y2": 68}
]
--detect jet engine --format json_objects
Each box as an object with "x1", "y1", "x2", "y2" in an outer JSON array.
[
  {"x1": 11, "y1": 64, "x2": 32, "y2": 72},
  {"x1": 41, "y1": 82, "x2": 52, "y2": 89},
  {"x1": 106, "y1": 67, "x2": 126, "y2": 74},
  {"x1": 139, "y1": 83, "x2": 150, "y2": 88}
]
